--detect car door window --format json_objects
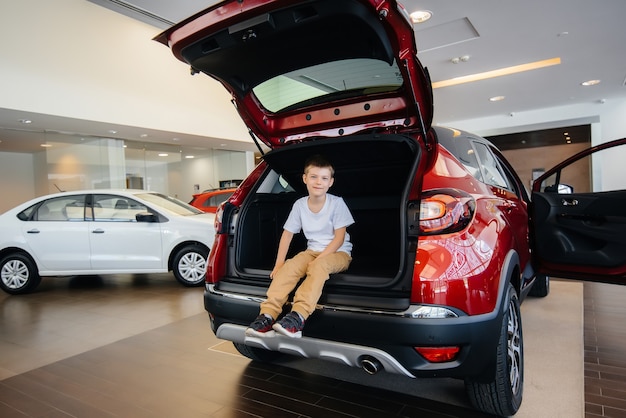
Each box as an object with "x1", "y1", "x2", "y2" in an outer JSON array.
[
  {"x1": 491, "y1": 148, "x2": 529, "y2": 202},
  {"x1": 455, "y1": 137, "x2": 483, "y2": 181},
  {"x1": 256, "y1": 170, "x2": 296, "y2": 194},
  {"x1": 473, "y1": 142, "x2": 511, "y2": 190},
  {"x1": 209, "y1": 192, "x2": 233, "y2": 207},
  {"x1": 24, "y1": 195, "x2": 88, "y2": 221},
  {"x1": 91, "y1": 195, "x2": 148, "y2": 222},
  {"x1": 536, "y1": 145, "x2": 618, "y2": 194}
]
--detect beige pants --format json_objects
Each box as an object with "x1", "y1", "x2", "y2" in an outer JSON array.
[{"x1": 260, "y1": 249, "x2": 352, "y2": 320}]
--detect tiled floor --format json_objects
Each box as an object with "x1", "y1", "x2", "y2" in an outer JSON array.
[
  {"x1": 583, "y1": 282, "x2": 626, "y2": 417},
  {"x1": 0, "y1": 274, "x2": 622, "y2": 417}
]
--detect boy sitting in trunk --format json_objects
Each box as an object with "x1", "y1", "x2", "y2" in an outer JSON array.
[{"x1": 246, "y1": 155, "x2": 354, "y2": 338}]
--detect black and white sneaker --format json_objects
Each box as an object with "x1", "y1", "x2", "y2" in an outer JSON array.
[
  {"x1": 245, "y1": 314, "x2": 275, "y2": 337},
  {"x1": 273, "y1": 311, "x2": 305, "y2": 338}
]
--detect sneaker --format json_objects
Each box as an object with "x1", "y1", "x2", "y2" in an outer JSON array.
[
  {"x1": 273, "y1": 311, "x2": 305, "y2": 338},
  {"x1": 245, "y1": 314, "x2": 274, "y2": 337}
]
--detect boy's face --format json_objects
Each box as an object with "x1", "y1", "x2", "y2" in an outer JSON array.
[{"x1": 303, "y1": 166, "x2": 334, "y2": 198}]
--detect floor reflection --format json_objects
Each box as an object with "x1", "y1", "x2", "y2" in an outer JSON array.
[{"x1": 0, "y1": 272, "x2": 205, "y2": 379}]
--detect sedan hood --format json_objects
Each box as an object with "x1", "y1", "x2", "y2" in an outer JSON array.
[{"x1": 156, "y1": 0, "x2": 433, "y2": 149}]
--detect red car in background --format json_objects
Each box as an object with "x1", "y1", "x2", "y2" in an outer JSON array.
[
  {"x1": 157, "y1": 0, "x2": 626, "y2": 415},
  {"x1": 189, "y1": 188, "x2": 235, "y2": 213}
]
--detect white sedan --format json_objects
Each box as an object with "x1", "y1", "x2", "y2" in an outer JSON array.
[{"x1": 0, "y1": 190, "x2": 216, "y2": 294}]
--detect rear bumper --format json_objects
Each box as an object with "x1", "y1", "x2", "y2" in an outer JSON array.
[{"x1": 205, "y1": 283, "x2": 503, "y2": 380}]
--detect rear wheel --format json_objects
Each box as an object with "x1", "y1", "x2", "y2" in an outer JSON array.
[
  {"x1": 0, "y1": 253, "x2": 41, "y2": 295},
  {"x1": 465, "y1": 283, "x2": 523, "y2": 416},
  {"x1": 172, "y1": 245, "x2": 209, "y2": 287},
  {"x1": 233, "y1": 342, "x2": 286, "y2": 362},
  {"x1": 528, "y1": 274, "x2": 550, "y2": 297}
]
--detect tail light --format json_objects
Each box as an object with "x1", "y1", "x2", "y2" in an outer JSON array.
[
  {"x1": 214, "y1": 201, "x2": 234, "y2": 234},
  {"x1": 410, "y1": 189, "x2": 475, "y2": 235},
  {"x1": 214, "y1": 202, "x2": 225, "y2": 232},
  {"x1": 206, "y1": 234, "x2": 227, "y2": 284},
  {"x1": 206, "y1": 202, "x2": 236, "y2": 284}
]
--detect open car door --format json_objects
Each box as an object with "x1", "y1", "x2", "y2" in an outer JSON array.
[{"x1": 531, "y1": 137, "x2": 626, "y2": 284}]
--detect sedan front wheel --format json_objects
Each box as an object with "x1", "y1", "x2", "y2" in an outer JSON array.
[
  {"x1": 172, "y1": 245, "x2": 209, "y2": 287},
  {"x1": 0, "y1": 253, "x2": 41, "y2": 295}
]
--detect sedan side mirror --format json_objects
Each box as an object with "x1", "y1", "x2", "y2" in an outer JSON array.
[{"x1": 135, "y1": 212, "x2": 158, "y2": 223}]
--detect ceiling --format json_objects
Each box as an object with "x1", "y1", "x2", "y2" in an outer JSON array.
[{"x1": 1, "y1": 0, "x2": 625, "y2": 154}]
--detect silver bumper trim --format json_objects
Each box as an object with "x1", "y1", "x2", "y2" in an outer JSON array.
[{"x1": 216, "y1": 323, "x2": 415, "y2": 378}]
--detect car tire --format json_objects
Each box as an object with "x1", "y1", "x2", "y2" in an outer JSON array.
[
  {"x1": 233, "y1": 342, "x2": 285, "y2": 362},
  {"x1": 465, "y1": 283, "x2": 523, "y2": 416},
  {"x1": 0, "y1": 253, "x2": 42, "y2": 295},
  {"x1": 528, "y1": 274, "x2": 550, "y2": 297},
  {"x1": 172, "y1": 245, "x2": 209, "y2": 287}
]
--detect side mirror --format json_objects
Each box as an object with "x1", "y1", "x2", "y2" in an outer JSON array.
[
  {"x1": 136, "y1": 212, "x2": 158, "y2": 223},
  {"x1": 543, "y1": 184, "x2": 573, "y2": 194}
]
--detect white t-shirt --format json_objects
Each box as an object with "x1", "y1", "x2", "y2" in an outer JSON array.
[{"x1": 283, "y1": 194, "x2": 354, "y2": 255}]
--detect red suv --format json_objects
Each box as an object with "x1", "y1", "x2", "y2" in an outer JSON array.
[{"x1": 157, "y1": 1, "x2": 626, "y2": 415}]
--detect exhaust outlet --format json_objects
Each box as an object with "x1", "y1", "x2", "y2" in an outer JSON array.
[{"x1": 360, "y1": 356, "x2": 382, "y2": 375}]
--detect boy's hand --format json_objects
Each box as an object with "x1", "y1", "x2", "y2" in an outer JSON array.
[{"x1": 270, "y1": 261, "x2": 285, "y2": 279}]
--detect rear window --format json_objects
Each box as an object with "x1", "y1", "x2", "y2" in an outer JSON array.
[{"x1": 252, "y1": 58, "x2": 403, "y2": 113}]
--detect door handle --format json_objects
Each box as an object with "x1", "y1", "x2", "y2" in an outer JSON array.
[
  {"x1": 561, "y1": 198, "x2": 578, "y2": 206},
  {"x1": 27, "y1": 229, "x2": 40, "y2": 234},
  {"x1": 92, "y1": 229, "x2": 105, "y2": 234}
]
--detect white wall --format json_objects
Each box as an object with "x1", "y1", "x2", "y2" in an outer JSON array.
[{"x1": 0, "y1": 0, "x2": 249, "y2": 142}]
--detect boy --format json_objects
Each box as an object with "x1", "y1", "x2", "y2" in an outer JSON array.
[{"x1": 246, "y1": 155, "x2": 354, "y2": 338}]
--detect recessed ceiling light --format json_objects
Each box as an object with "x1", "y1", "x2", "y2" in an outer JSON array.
[
  {"x1": 489, "y1": 96, "x2": 505, "y2": 102},
  {"x1": 185, "y1": 155, "x2": 195, "y2": 159},
  {"x1": 158, "y1": 153, "x2": 168, "y2": 157},
  {"x1": 581, "y1": 79, "x2": 600, "y2": 86},
  {"x1": 18, "y1": 119, "x2": 32, "y2": 124},
  {"x1": 40, "y1": 144, "x2": 52, "y2": 148},
  {"x1": 410, "y1": 10, "x2": 432, "y2": 24}
]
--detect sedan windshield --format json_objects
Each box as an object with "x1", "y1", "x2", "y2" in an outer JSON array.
[
  {"x1": 137, "y1": 193, "x2": 203, "y2": 216},
  {"x1": 252, "y1": 58, "x2": 403, "y2": 113}
]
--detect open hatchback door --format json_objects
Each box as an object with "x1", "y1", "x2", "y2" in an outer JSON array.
[
  {"x1": 155, "y1": 0, "x2": 433, "y2": 149},
  {"x1": 531, "y1": 137, "x2": 626, "y2": 284}
]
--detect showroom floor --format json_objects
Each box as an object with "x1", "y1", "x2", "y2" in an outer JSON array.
[{"x1": 0, "y1": 273, "x2": 623, "y2": 417}]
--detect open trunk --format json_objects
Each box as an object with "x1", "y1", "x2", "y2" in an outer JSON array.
[{"x1": 219, "y1": 134, "x2": 422, "y2": 310}]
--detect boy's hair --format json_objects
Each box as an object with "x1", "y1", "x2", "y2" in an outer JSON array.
[{"x1": 304, "y1": 155, "x2": 335, "y2": 177}]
